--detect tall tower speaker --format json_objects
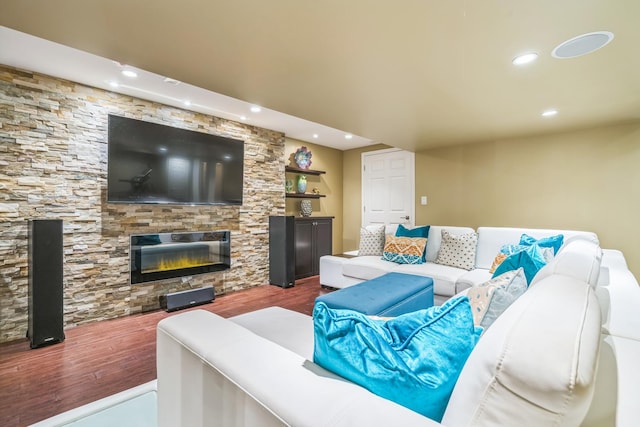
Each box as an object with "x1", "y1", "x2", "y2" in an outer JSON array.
[
  {"x1": 28, "y1": 219, "x2": 65, "y2": 348},
  {"x1": 269, "y1": 216, "x2": 295, "y2": 288}
]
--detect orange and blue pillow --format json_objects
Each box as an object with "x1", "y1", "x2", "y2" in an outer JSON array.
[
  {"x1": 382, "y1": 235, "x2": 427, "y2": 264},
  {"x1": 395, "y1": 224, "x2": 430, "y2": 262}
]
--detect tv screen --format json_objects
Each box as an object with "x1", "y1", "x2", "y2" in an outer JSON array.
[{"x1": 107, "y1": 115, "x2": 244, "y2": 205}]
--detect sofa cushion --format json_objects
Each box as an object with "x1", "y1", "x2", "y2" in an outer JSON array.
[
  {"x1": 531, "y1": 239, "x2": 603, "y2": 287},
  {"x1": 395, "y1": 262, "x2": 468, "y2": 297},
  {"x1": 231, "y1": 307, "x2": 314, "y2": 360},
  {"x1": 382, "y1": 235, "x2": 427, "y2": 264},
  {"x1": 456, "y1": 268, "x2": 493, "y2": 292},
  {"x1": 395, "y1": 224, "x2": 430, "y2": 262},
  {"x1": 358, "y1": 224, "x2": 386, "y2": 256},
  {"x1": 468, "y1": 267, "x2": 527, "y2": 330},
  {"x1": 442, "y1": 274, "x2": 601, "y2": 426},
  {"x1": 435, "y1": 230, "x2": 478, "y2": 271},
  {"x1": 313, "y1": 296, "x2": 482, "y2": 422},
  {"x1": 342, "y1": 256, "x2": 397, "y2": 281}
]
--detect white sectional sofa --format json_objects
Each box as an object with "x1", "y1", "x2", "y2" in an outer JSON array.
[
  {"x1": 320, "y1": 225, "x2": 599, "y2": 304},
  {"x1": 155, "y1": 228, "x2": 640, "y2": 426}
]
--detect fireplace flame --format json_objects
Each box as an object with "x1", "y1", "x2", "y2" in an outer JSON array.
[{"x1": 143, "y1": 255, "x2": 213, "y2": 274}]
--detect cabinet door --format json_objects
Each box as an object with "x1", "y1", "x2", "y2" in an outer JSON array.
[
  {"x1": 294, "y1": 219, "x2": 314, "y2": 279},
  {"x1": 313, "y1": 219, "x2": 333, "y2": 274}
]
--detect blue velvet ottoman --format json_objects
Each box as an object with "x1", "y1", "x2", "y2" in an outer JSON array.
[{"x1": 315, "y1": 272, "x2": 434, "y2": 316}]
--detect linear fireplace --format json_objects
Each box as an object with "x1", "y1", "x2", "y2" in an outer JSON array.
[{"x1": 130, "y1": 231, "x2": 230, "y2": 284}]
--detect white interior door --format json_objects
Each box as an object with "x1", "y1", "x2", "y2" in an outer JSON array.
[{"x1": 362, "y1": 148, "x2": 415, "y2": 228}]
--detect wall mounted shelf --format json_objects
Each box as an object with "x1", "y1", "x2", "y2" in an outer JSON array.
[
  {"x1": 285, "y1": 166, "x2": 326, "y2": 176},
  {"x1": 285, "y1": 193, "x2": 326, "y2": 199}
]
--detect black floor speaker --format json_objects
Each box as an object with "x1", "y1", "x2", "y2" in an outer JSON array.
[
  {"x1": 269, "y1": 216, "x2": 295, "y2": 288},
  {"x1": 28, "y1": 219, "x2": 65, "y2": 349},
  {"x1": 160, "y1": 286, "x2": 215, "y2": 312}
]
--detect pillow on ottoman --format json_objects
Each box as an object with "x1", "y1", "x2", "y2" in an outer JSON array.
[{"x1": 313, "y1": 297, "x2": 482, "y2": 422}]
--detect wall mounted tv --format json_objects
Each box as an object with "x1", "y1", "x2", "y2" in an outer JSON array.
[{"x1": 107, "y1": 114, "x2": 244, "y2": 205}]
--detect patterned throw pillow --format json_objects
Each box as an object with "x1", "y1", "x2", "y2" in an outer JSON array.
[
  {"x1": 358, "y1": 224, "x2": 386, "y2": 256},
  {"x1": 489, "y1": 244, "x2": 554, "y2": 274},
  {"x1": 468, "y1": 268, "x2": 528, "y2": 330},
  {"x1": 519, "y1": 233, "x2": 564, "y2": 255},
  {"x1": 492, "y1": 244, "x2": 547, "y2": 284},
  {"x1": 382, "y1": 235, "x2": 427, "y2": 264},
  {"x1": 435, "y1": 230, "x2": 478, "y2": 271},
  {"x1": 489, "y1": 253, "x2": 508, "y2": 273},
  {"x1": 395, "y1": 224, "x2": 430, "y2": 262}
]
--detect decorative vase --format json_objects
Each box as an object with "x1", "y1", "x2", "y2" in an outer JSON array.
[
  {"x1": 285, "y1": 179, "x2": 293, "y2": 193},
  {"x1": 300, "y1": 199, "x2": 312, "y2": 217},
  {"x1": 297, "y1": 175, "x2": 307, "y2": 193}
]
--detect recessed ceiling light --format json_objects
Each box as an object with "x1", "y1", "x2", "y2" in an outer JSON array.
[
  {"x1": 512, "y1": 52, "x2": 538, "y2": 66},
  {"x1": 345, "y1": 134, "x2": 353, "y2": 139},
  {"x1": 163, "y1": 77, "x2": 181, "y2": 85},
  {"x1": 250, "y1": 106, "x2": 262, "y2": 113},
  {"x1": 313, "y1": 134, "x2": 319, "y2": 139},
  {"x1": 240, "y1": 115, "x2": 248, "y2": 121},
  {"x1": 542, "y1": 109, "x2": 558, "y2": 117},
  {"x1": 183, "y1": 100, "x2": 191, "y2": 106},
  {"x1": 552, "y1": 31, "x2": 614, "y2": 59},
  {"x1": 121, "y1": 69, "x2": 137, "y2": 78},
  {"x1": 108, "y1": 81, "x2": 119, "y2": 88}
]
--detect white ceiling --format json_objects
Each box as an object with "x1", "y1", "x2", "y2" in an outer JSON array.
[
  {"x1": 0, "y1": 26, "x2": 373, "y2": 150},
  {"x1": 1, "y1": 0, "x2": 639, "y2": 152}
]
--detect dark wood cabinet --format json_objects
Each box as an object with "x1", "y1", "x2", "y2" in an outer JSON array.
[{"x1": 294, "y1": 217, "x2": 333, "y2": 279}]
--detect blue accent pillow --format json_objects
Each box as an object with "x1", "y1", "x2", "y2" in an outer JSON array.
[
  {"x1": 313, "y1": 296, "x2": 482, "y2": 422},
  {"x1": 492, "y1": 243, "x2": 547, "y2": 284},
  {"x1": 395, "y1": 224, "x2": 430, "y2": 262},
  {"x1": 519, "y1": 233, "x2": 564, "y2": 255}
]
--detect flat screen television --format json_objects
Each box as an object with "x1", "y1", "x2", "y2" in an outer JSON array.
[{"x1": 107, "y1": 114, "x2": 244, "y2": 205}]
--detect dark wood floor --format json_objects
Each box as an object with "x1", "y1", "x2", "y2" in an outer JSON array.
[{"x1": 0, "y1": 276, "x2": 331, "y2": 427}]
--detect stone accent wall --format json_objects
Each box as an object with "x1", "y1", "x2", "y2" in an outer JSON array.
[{"x1": 0, "y1": 65, "x2": 286, "y2": 343}]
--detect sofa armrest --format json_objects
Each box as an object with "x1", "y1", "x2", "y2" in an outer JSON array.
[{"x1": 157, "y1": 309, "x2": 439, "y2": 427}]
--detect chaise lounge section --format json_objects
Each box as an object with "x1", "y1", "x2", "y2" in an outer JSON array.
[{"x1": 155, "y1": 232, "x2": 640, "y2": 426}]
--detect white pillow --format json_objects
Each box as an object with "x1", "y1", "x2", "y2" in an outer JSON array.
[
  {"x1": 358, "y1": 225, "x2": 386, "y2": 256},
  {"x1": 435, "y1": 230, "x2": 478, "y2": 270}
]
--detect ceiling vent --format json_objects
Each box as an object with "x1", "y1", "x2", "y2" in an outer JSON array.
[{"x1": 552, "y1": 31, "x2": 614, "y2": 59}]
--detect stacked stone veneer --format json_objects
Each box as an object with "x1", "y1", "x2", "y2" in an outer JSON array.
[{"x1": 0, "y1": 65, "x2": 286, "y2": 343}]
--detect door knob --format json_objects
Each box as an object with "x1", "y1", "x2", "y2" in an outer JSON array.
[{"x1": 400, "y1": 216, "x2": 410, "y2": 220}]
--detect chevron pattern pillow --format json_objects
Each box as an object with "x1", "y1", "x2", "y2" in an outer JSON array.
[{"x1": 382, "y1": 235, "x2": 427, "y2": 264}]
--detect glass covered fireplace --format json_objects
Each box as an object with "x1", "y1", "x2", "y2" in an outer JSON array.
[{"x1": 130, "y1": 231, "x2": 230, "y2": 284}]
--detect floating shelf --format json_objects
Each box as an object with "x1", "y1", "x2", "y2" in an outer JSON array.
[
  {"x1": 285, "y1": 166, "x2": 326, "y2": 176},
  {"x1": 285, "y1": 193, "x2": 326, "y2": 199}
]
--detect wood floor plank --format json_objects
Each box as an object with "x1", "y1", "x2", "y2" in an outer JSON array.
[{"x1": 0, "y1": 276, "x2": 331, "y2": 427}]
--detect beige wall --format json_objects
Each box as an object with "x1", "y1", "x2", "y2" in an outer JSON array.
[
  {"x1": 340, "y1": 123, "x2": 640, "y2": 278},
  {"x1": 415, "y1": 121, "x2": 640, "y2": 277},
  {"x1": 284, "y1": 138, "x2": 344, "y2": 254}
]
